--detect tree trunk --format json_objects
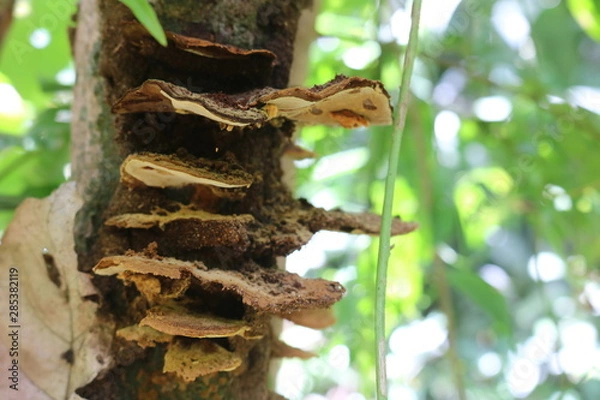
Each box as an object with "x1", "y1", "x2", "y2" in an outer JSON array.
[{"x1": 72, "y1": 1, "x2": 312, "y2": 398}]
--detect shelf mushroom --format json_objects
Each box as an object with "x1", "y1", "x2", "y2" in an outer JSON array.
[{"x1": 113, "y1": 75, "x2": 393, "y2": 130}]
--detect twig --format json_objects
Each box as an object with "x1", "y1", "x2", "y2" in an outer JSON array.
[{"x1": 374, "y1": 0, "x2": 423, "y2": 398}]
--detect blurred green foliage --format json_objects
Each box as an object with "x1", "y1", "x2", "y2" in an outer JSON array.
[
  {"x1": 0, "y1": 0, "x2": 73, "y2": 232},
  {"x1": 1, "y1": 0, "x2": 600, "y2": 399},
  {"x1": 288, "y1": 0, "x2": 600, "y2": 399}
]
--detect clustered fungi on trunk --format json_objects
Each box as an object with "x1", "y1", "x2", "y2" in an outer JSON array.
[{"x1": 74, "y1": 3, "x2": 416, "y2": 399}]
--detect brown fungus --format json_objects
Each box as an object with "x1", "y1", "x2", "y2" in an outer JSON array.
[
  {"x1": 93, "y1": 254, "x2": 194, "y2": 279},
  {"x1": 271, "y1": 340, "x2": 315, "y2": 360},
  {"x1": 116, "y1": 325, "x2": 173, "y2": 348},
  {"x1": 280, "y1": 308, "x2": 337, "y2": 330},
  {"x1": 245, "y1": 203, "x2": 418, "y2": 257},
  {"x1": 105, "y1": 207, "x2": 253, "y2": 251},
  {"x1": 127, "y1": 24, "x2": 277, "y2": 61},
  {"x1": 121, "y1": 22, "x2": 277, "y2": 86},
  {"x1": 113, "y1": 75, "x2": 392, "y2": 129},
  {"x1": 121, "y1": 272, "x2": 191, "y2": 303},
  {"x1": 112, "y1": 79, "x2": 267, "y2": 127},
  {"x1": 257, "y1": 75, "x2": 392, "y2": 127},
  {"x1": 93, "y1": 254, "x2": 345, "y2": 315},
  {"x1": 163, "y1": 339, "x2": 242, "y2": 382},
  {"x1": 281, "y1": 142, "x2": 317, "y2": 160},
  {"x1": 106, "y1": 207, "x2": 254, "y2": 230},
  {"x1": 120, "y1": 152, "x2": 253, "y2": 190},
  {"x1": 305, "y1": 208, "x2": 419, "y2": 236},
  {"x1": 140, "y1": 302, "x2": 261, "y2": 340}
]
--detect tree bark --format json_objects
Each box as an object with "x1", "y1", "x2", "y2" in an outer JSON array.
[
  {"x1": 0, "y1": 0, "x2": 14, "y2": 47},
  {"x1": 72, "y1": 1, "x2": 312, "y2": 399}
]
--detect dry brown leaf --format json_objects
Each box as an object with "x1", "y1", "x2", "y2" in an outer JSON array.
[{"x1": 0, "y1": 182, "x2": 112, "y2": 400}]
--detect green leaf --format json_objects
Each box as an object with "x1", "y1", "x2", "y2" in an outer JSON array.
[
  {"x1": 119, "y1": 0, "x2": 167, "y2": 46},
  {"x1": 567, "y1": 0, "x2": 600, "y2": 41},
  {"x1": 531, "y1": 3, "x2": 584, "y2": 89},
  {"x1": 447, "y1": 267, "x2": 513, "y2": 337},
  {"x1": 0, "y1": 0, "x2": 76, "y2": 107}
]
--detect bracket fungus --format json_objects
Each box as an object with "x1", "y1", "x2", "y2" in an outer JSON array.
[
  {"x1": 93, "y1": 251, "x2": 345, "y2": 380},
  {"x1": 271, "y1": 340, "x2": 316, "y2": 360},
  {"x1": 281, "y1": 141, "x2": 317, "y2": 160},
  {"x1": 140, "y1": 302, "x2": 261, "y2": 340},
  {"x1": 123, "y1": 22, "x2": 277, "y2": 62},
  {"x1": 120, "y1": 152, "x2": 253, "y2": 190},
  {"x1": 245, "y1": 203, "x2": 419, "y2": 257},
  {"x1": 116, "y1": 325, "x2": 173, "y2": 348},
  {"x1": 105, "y1": 207, "x2": 253, "y2": 230},
  {"x1": 280, "y1": 308, "x2": 337, "y2": 330},
  {"x1": 113, "y1": 75, "x2": 392, "y2": 129},
  {"x1": 106, "y1": 207, "x2": 253, "y2": 252},
  {"x1": 104, "y1": 195, "x2": 416, "y2": 256},
  {"x1": 121, "y1": 22, "x2": 277, "y2": 88},
  {"x1": 87, "y1": 21, "x2": 418, "y2": 391},
  {"x1": 93, "y1": 254, "x2": 345, "y2": 315},
  {"x1": 163, "y1": 339, "x2": 243, "y2": 382}
]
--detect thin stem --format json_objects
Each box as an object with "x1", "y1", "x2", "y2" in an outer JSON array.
[{"x1": 375, "y1": 0, "x2": 423, "y2": 399}]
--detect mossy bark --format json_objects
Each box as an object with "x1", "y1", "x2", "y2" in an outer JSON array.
[{"x1": 72, "y1": 1, "x2": 310, "y2": 398}]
